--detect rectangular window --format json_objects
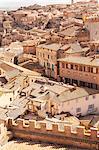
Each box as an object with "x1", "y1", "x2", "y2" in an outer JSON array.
[
  {"x1": 62, "y1": 63, "x2": 65, "y2": 68},
  {"x1": 87, "y1": 66, "x2": 90, "y2": 72},
  {"x1": 88, "y1": 104, "x2": 94, "y2": 113},
  {"x1": 85, "y1": 96, "x2": 89, "y2": 100},
  {"x1": 79, "y1": 66, "x2": 82, "y2": 71},
  {"x1": 10, "y1": 98, "x2": 12, "y2": 101},
  {"x1": 96, "y1": 68, "x2": 98, "y2": 73},
  {"x1": 93, "y1": 95, "x2": 96, "y2": 99},
  {"x1": 52, "y1": 64, "x2": 54, "y2": 71},
  {"x1": 66, "y1": 64, "x2": 68, "y2": 69},
  {"x1": 44, "y1": 62, "x2": 45, "y2": 67},
  {"x1": 47, "y1": 63, "x2": 50, "y2": 68},
  {"x1": 71, "y1": 64, "x2": 73, "y2": 69},
  {"x1": 76, "y1": 107, "x2": 81, "y2": 113},
  {"x1": 75, "y1": 65, "x2": 78, "y2": 70},
  {"x1": 91, "y1": 67, "x2": 93, "y2": 73},
  {"x1": 83, "y1": 66, "x2": 85, "y2": 72}
]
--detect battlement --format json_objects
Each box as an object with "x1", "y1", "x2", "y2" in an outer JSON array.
[
  {"x1": 7, "y1": 118, "x2": 99, "y2": 139},
  {"x1": 7, "y1": 118, "x2": 99, "y2": 149}
]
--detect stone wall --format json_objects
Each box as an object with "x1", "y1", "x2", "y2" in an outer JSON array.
[{"x1": 7, "y1": 118, "x2": 99, "y2": 150}]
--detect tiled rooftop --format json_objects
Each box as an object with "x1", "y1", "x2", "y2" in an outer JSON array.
[
  {"x1": 54, "y1": 87, "x2": 98, "y2": 102},
  {"x1": 0, "y1": 62, "x2": 16, "y2": 72},
  {"x1": 37, "y1": 43, "x2": 62, "y2": 51},
  {"x1": 58, "y1": 25, "x2": 80, "y2": 37},
  {"x1": 61, "y1": 43, "x2": 89, "y2": 54}
]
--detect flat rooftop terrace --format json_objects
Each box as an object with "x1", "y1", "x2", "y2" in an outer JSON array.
[{"x1": 58, "y1": 56, "x2": 99, "y2": 67}]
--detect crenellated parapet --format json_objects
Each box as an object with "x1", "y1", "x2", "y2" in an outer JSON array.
[{"x1": 7, "y1": 118, "x2": 99, "y2": 149}]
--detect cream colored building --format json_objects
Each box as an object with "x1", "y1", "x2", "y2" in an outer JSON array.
[
  {"x1": 23, "y1": 79, "x2": 99, "y2": 117},
  {"x1": 0, "y1": 88, "x2": 14, "y2": 108},
  {"x1": 48, "y1": 87, "x2": 99, "y2": 117},
  {"x1": 84, "y1": 14, "x2": 99, "y2": 40},
  {"x1": 36, "y1": 43, "x2": 62, "y2": 79}
]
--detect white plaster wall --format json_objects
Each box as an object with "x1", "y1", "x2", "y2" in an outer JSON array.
[
  {"x1": 58, "y1": 93, "x2": 99, "y2": 116},
  {"x1": 0, "y1": 92, "x2": 14, "y2": 108}
]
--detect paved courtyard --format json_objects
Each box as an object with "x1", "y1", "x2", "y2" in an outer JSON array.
[{"x1": 1, "y1": 139, "x2": 84, "y2": 150}]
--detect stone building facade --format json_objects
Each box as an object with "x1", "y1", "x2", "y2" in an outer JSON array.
[
  {"x1": 36, "y1": 43, "x2": 62, "y2": 79},
  {"x1": 58, "y1": 56, "x2": 99, "y2": 90}
]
